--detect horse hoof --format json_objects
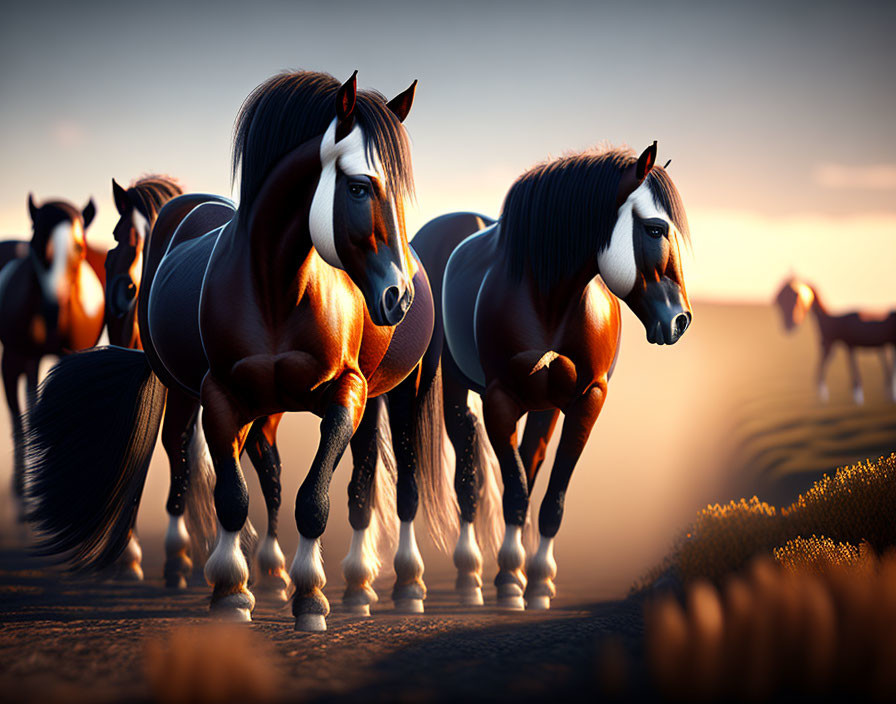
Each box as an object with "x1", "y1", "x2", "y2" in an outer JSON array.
[
  {"x1": 165, "y1": 575, "x2": 188, "y2": 589},
  {"x1": 395, "y1": 598, "x2": 424, "y2": 614},
  {"x1": 211, "y1": 607, "x2": 252, "y2": 623},
  {"x1": 497, "y1": 596, "x2": 525, "y2": 611},
  {"x1": 116, "y1": 565, "x2": 144, "y2": 582},
  {"x1": 459, "y1": 588, "x2": 484, "y2": 606},
  {"x1": 295, "y1": 614, "x2": 327, "y2": 632},
  {"x1": 345, "y1": 603, "x2": 370, "y2": 617},
  {"x1": 266, "y1": 588, "x2": 288, "y2": 602},
  {"x1": 526, "y1": 595, "x2": 551, "y2": 610}
]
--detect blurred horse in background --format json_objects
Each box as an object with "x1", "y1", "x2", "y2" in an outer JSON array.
[
  {"x1": 775, "y1": 277, "x2": 896, "y2": 404},
  {"x1": 0, "y1": 195, "x2": 104, "y2": 517}
]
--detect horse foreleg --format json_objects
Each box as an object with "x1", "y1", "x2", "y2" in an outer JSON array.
[
  {"x1": 342, "y1": 397, "x2": 385, "y2": 616},
  {"x1": 159, "y1": 391, "x2": 200, "y2": 588},
  {"x1": 291, "y1": 371, "x2": 366, "y2": 632},
  {"x1": 519, "y1": 409, "x2": 561, "y2": 493},
  {"x1": 847, "y1": 347, "x2": 864, "y2": 404},
  {"x1": 817, "y1": 343, "x2": 833, "y2": 402},
  {"x1": 526, "y1": 385, "x2": 605, "y2": 610},
  {"x1": 2, "y1": 350, "x2": 25, "y2": 520},
  {"x1": 200, "y1": 376, "x2": 254, "y2": 621},
  {"x1": 388, "y1": 380, "x2": 427, "y2": 614},
  {"x1": 483, "y1": 383, "x2": 528, "y2": 610},
  {"x1": 246, "y1": 413, "x2": 289, "y2": 601},
  {"x1": 444, "y1": 377, "x2": 485, "y2": 606}
]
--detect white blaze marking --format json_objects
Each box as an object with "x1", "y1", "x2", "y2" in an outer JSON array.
[
  {"x1": 599, "y1": 181, "x2": 679, "y2": 298},
  {"x1": 308, "y1": 118, "x2": 388, "y2": 271},
  {"x1": 45, "y1": 221, "x2": 77, "y2": 302}
]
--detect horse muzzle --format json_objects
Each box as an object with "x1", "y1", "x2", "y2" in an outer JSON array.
[{"x1": 626, "y1": 280, "x2": 692, "y2": 346}]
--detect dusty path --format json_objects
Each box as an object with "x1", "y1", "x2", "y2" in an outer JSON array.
[{"x1": 0, "y1": 538, "x2": 645, "y2": 703}]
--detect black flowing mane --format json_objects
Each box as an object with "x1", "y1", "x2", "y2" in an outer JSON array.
[
  {"x1": 128, "y1": 175, "x2": 183, "y2": 222},
  {"x1": 232, "y1": 70, "x2": 414, "y2": 223},
  {"x1": 499, "y1": 146, "x2": 689, "y2": 292}
]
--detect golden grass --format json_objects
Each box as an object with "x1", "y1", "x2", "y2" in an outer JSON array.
[
  {"x1": 643, "y1": 554, "x2": 896, "y2": 700},
  {"x1": 774, "y1": 536, "x2": 867, "y2": 574},
  {"x1": 144, "y1": 624, "x2": 280, "y2": 704},
  {"x1": 647, "y1": 453, "x2": 896, "y2": 586}
]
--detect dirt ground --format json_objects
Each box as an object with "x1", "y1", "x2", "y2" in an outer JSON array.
[{"x1": 1, "y1": 299, "x2": 894, "y2": 702}]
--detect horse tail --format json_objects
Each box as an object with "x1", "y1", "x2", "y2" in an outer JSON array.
[
  {"x1": 465, "y1": 392, "x2": 504, "y2": 559},
  {"x1": 412, "y1": 363, "x2": 460, "y2": 553},
  {"x1": 184, "y1": 408, "x2": 258, "y2": 570},
  {"x1": 24, "y1": 346, "x2": 165, "y2": 571}
]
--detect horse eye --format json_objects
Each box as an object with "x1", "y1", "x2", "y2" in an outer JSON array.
[
  {"x1": 348, "y1": 183, "x2": 369, "y2": 199},
  {"x1": 645, "y1": 225, "x2": 665, "y2": 238}
]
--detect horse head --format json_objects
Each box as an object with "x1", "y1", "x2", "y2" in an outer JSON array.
[
  {"x1": 308, "y1": 72, "x2": 418, "y2": 326},
  {"x1": 598, "y1": 142, "x2": 693, "y2": 345},
  {"x1": 774, "y1": 277, "x2": 814, "y2": 332},
  {"x1": 27, "y1": 194, "x2": 95, "y2": 336},
  {"x1": 105, "y1": 178, "x2": 148, "y2": 344}
]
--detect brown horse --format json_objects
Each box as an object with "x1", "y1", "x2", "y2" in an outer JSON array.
[
  {"x1": 775, "y1": 277, "x2": 896, "y2": 403},
  {"x1": 0, "y1": 196, "x2": 104, "y2": 516},
  {"x1": 25, "y1": 70, "x2": 433, "y2": 632},
  {"x1": 389, "y1": 143, "x2": 693, "y2": 610}
]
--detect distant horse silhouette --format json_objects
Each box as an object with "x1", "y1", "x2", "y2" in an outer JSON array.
[
  {"x1": 385, "y1": 143, "x2": 693, "y2": 610},
  {"x1": 25, "y1": 70, "x2": 436, "y2": 632},
  {"x1": 0, "y1": 196, "x2": 104, "y2": 515},
  {"x1": 775, "y1": 277, "x2": 896, "y2": 404}
]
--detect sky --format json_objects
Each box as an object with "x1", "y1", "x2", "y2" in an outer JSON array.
[{"x1": 1, "y1": 0, "x2": 895, "y2": 307}]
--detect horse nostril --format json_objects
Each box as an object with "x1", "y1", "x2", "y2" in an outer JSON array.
[
  {"x1": 382, "y1": 285, "x2": 400, "y2": 313},
  {"x1": 673, "y1": 312, "x2": 691, "y2": 340}
]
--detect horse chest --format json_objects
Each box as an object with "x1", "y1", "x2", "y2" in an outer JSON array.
[{"x1": 479, "y1": 277, "x2": 620, "y2": 409}]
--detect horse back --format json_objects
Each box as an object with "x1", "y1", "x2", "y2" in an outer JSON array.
[
  {"x1": 138, "y1": 194, "x2": 236, "y2": 396},
  {"x1": 410, "y1": 212, "x2": 496, "y2": 392}
]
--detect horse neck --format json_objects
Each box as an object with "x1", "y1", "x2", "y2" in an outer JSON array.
[
  {"x1": 807, "y1": 285, "x2": 831, "y2": 322},
  {"x1": 244, "y1": 140, "x2": 321, "y2": 297},
  {"x1": 526, "y1": 258, "x2": 600, "y2": 324}
]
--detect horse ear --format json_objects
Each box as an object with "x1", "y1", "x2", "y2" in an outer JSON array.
[
  {"x1": 335, "y1": 70, "x2": 358, "y2": 142},
  {"x1": 82, "y1": 198, "x2": 96, "y2": 229},
  {"x1": 386, "y1": 80, "x2": 417, "y2": 123},
  {"x1": 112, "y1": 178, "x2": 129, "y2": 215},
  {"x1": 28, "y1": 193, "x2": 39, "y2": 222},
  {"x1": 636, "y1": 141, "x2": 658, "y2": 182}
]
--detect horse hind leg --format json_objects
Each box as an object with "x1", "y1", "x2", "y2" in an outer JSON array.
[
  {"x1": 444, "y1": 380, "x2": 485, "y2": 607},
  {"x1": 342, "y1": 397, "x2": 386, "y2": 617},
  {"x1": 159, "y1": 392, "x2": 200, "y2": 588},
  {"x1": 246, "y1": 414, "x2": 289, "y2": 601},
  {"x1": 879, "y1": 346, "x2": 895, "y2": 402},
  {"x1": 847, "y1": 348, "x2": 864, "y2": 404}
]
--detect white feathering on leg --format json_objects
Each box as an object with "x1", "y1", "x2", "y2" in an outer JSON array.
[{"x1": 453, "y1": 520, "x2": 484, "y2": 606}]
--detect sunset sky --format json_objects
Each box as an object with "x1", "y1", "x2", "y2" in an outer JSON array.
[{"x1": 1, "y1": 0, "x2": 894, "y2": 307}]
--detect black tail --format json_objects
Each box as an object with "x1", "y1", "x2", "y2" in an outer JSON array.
[{"x1": 24, "y1": 346, "x2": 166, "y2": 571}]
